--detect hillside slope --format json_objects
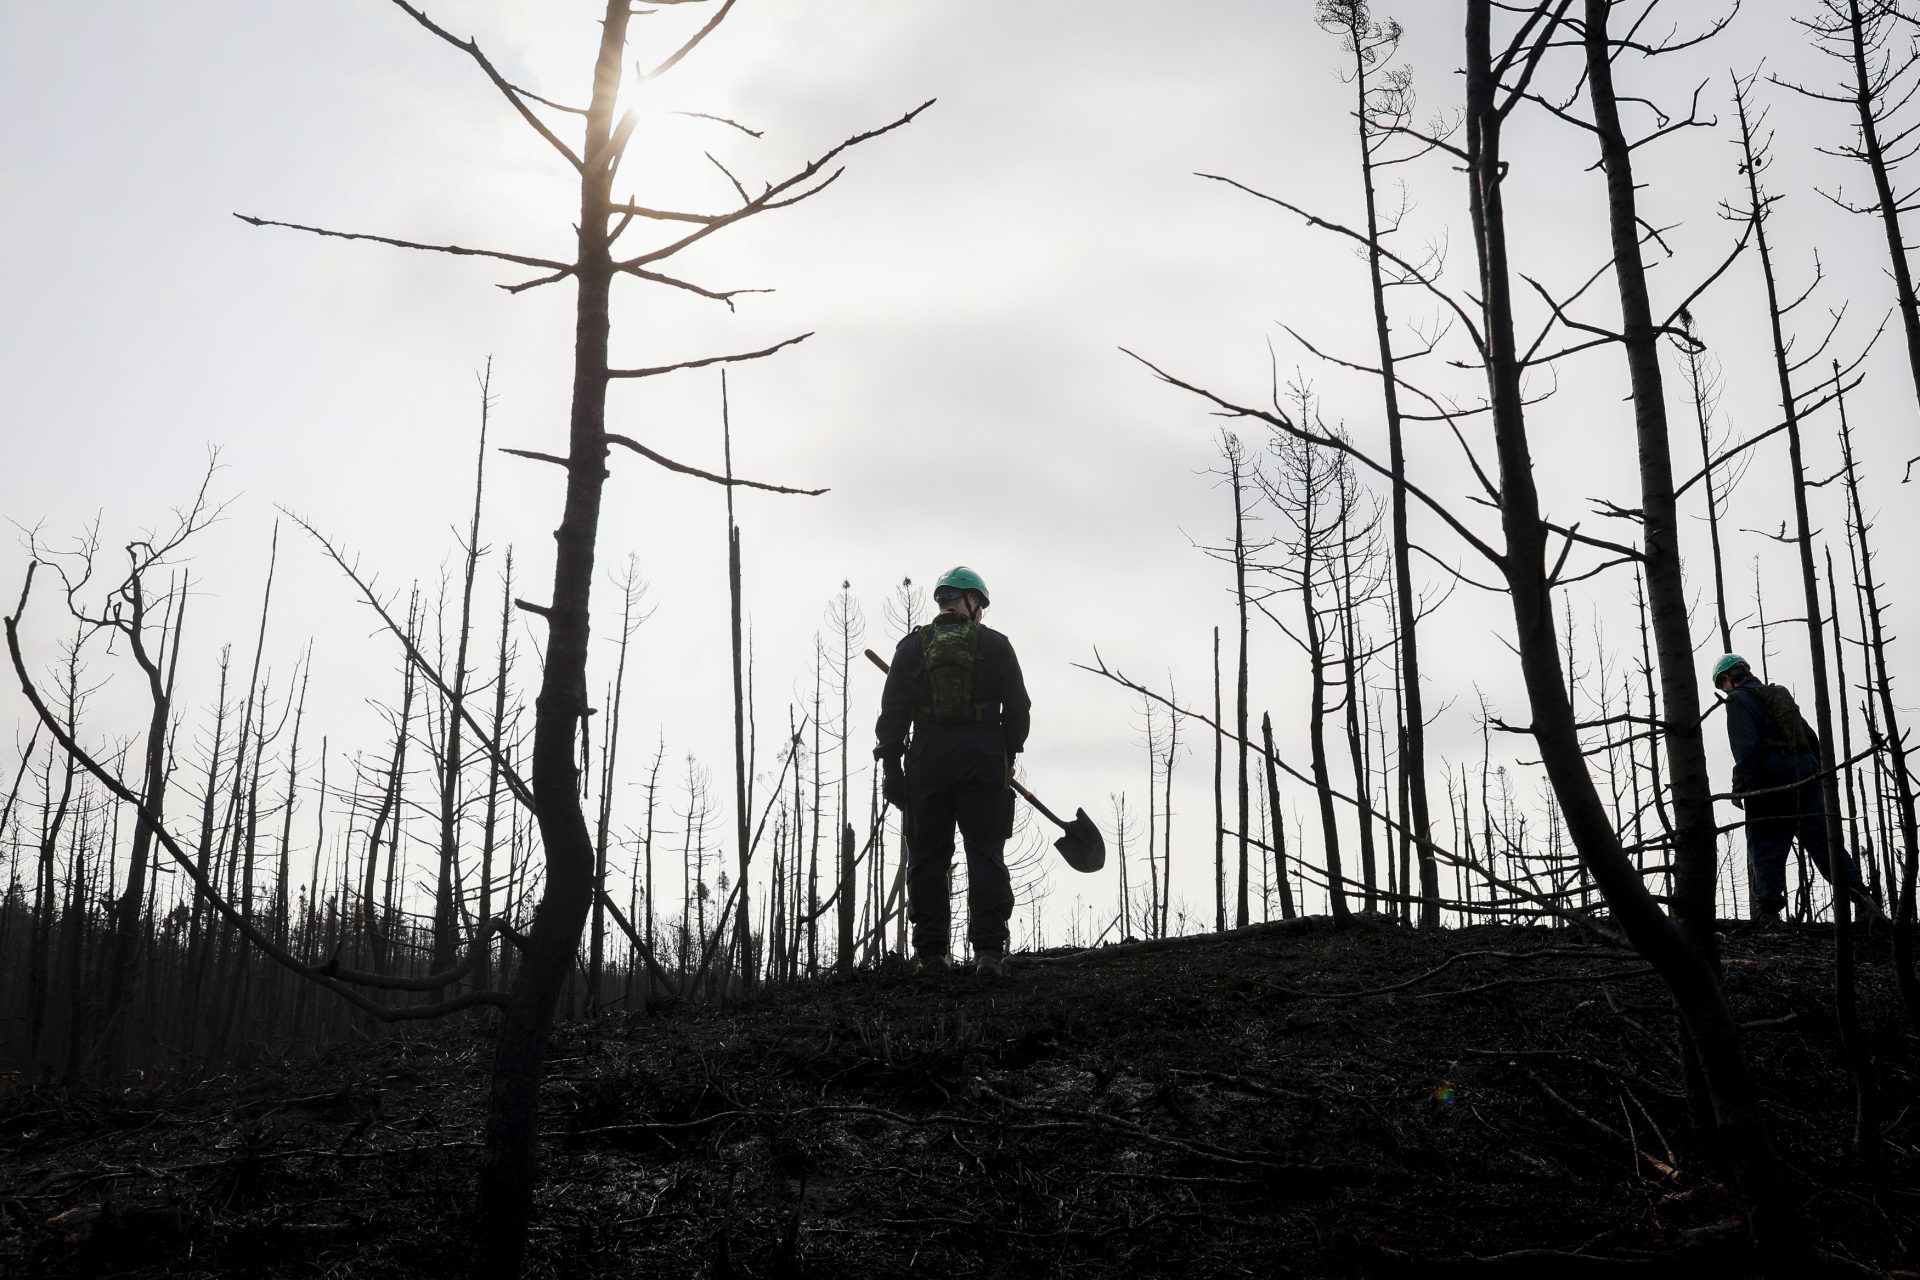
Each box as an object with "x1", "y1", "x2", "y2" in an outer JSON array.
[{"x1": 4, "y1": 917, "x2": 1916, "y2": 1278}]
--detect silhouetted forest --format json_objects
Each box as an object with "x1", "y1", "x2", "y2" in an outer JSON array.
[{"x1": 5, "y1": 1, "x2": 1920, "y2": 1276}]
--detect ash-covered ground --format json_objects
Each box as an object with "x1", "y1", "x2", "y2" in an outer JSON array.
[{"x1": 4, "y1": 916, "x2": 1916, "y2": 1278}]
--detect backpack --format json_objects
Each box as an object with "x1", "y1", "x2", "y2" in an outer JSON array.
[
  {"x1": 916, "y1": 620, "x2": 985, "y2": 725},
  {"x1": 1749, "y1": 683, "x2": 1812, "y2": 755}
]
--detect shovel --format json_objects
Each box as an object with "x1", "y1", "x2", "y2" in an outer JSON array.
[{"x1": 865, "y1": 647, "x2": 1106, "y2": 873}]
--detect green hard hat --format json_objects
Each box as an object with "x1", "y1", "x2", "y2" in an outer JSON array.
[
  {"x1": 1711, "y1": 653, "x2": 1748, "y2": 683},
  {"x1": 935, "y1": 565, "x2": 989, "y2": 605}
]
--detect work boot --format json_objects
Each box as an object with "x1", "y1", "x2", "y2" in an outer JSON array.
[
  {"x1": 974, "y1": 946, "x2": 1009, "y2": 979},
  {"x1": 1753, "y1": 905, "x2": 1784, "y2": 930},
  {"x1": 910, "y1": 950, "x2": 951, "y2": 975}
]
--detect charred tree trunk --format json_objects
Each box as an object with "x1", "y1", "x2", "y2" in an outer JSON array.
[
  {"x1": 1734, "y1": 76, "x2": 1879, "y2": 1154},
  {"x1": 1836, "y1": 369, "x2": 1920, "y2": 1027},
  {"x1": 1262, "y1": 711, "x2": 1296, "y2": 920},
  {"x1": 724, "y1": 378, "x2": 753, "y2": 988},
  {"x1": 1230, "y1": 441, "x2": 1253, "y2": 928},
  {"x1": 96, "y1": 574, "x2": 187, "y2": 1075},
  {"x1": 590, "y1": 559, "x2": 640, "y2": 1010},
  {"x1": 477, "y1": 555, "x2": 514, "y2": 992},
  {"x1": 434, "y1": 368, "x2": 492, "y2": 978},
  {"x1": 1326, "y1": 0, "x2": 1440, "y2": 925},
  {"x1": 1682, "y1": 328, "x2": 1736, "y2": 655},
  {"x1": 1213, "y1": 626, "x2": 1225, "y2": 931},
  {"x1": 471, "y1": 7, "x2": 631, "y2": 1270},
  {"x1": 1161, "y1": 683, "x2": 1178, "y2": 937},
  {"x1": 1583, "y1": 0, "x2": 1719, "y2": 948},
  {"x1": 1467, "y1": 3, "x2": 1801, "y2": 1253}
]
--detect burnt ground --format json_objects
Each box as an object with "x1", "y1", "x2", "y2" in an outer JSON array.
[{"x1": 3, "y1": 917, "x2": 1917, "y2": 1279}]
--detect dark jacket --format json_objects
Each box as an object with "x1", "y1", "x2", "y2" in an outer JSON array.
[
  {"x1": 1725, "y1": 674, "x2": 1819, "y2": 793},
  {"x1": 874, "y1": 615, "x2": 1031, "y2": 771}
]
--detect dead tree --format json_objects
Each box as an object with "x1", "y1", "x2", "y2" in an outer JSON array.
[
  {"x1": 1677, "y1": 319, "x2": 1746, "y2": 655},
  {"x1": 677, "y1": 754, "x2": 713, "y2": 979},
  {"x1": 1314, "y1": 0, "x2": 1447, "y2": 926},
  {"x1": 476, "y1": 553, "x2": 517, "y2": 992},
  {"x1": 26, "y1": 638, "x2": 81, "y2": 1069},
  {"x1": 1196, "y1": 430, "x2": 1270, "y2": 928},
  {"x1": 1122, "y1": 3, "x2": 1812, "y2": 1256},
  {"x1": 1732, "y1": 71, "x2": 1880, "y2": 1154},
  {"x1": 1160, "y1": 674, "x2": 1181, "y2": 936},
  {"x1": 1212, "y1": 627, "x2": 1224, "y2": 929},
  {"x1": 641, "y1": 730, "x2": 666, "y2": 973},
  {"x1": 825, "y1": 582, "x2": 863, "y2": 971},
  {"x1": 183, "y1": 648, "x2": 233, "y2": 1018},
  {"x1": 231, "y1": 4, "x2": 920, "y2": 1268},
  {"x1": 1835, "y1": 368, "x2": 1920, "y2": 1026},
  {"x1": 1261, "y1": 710, "x2": 1296, "y2": 919},
  {"x1": 1780, "y1": 0, "x2": 1920, "y2": 456},
  {"x1": 27, "y1": 465, "x2": 220, "y2": 1073},
  {"x1": 880, "y1": 577, "x2": 924, "y2": 955},
  {"x1": 1255, "y1": 391, "x2": 1363, "y2": 926},
  {"x1": 359, "y1": 592, "x2": 419, "y2": 976},
  {"x1": 431, "y1": 367, "x2": 495, "y2": 979},
  {"x1": 590, "y1": 557, "x2": 645, "y2": 1007},
  {"x1": 808, "y1": 639, "x2": 825, "y2": 974},
  {"x1": 1576, "y1": 0, "x2": 1736, "y2": 953},
  {"x1": 1332, "y1": 450, "x2": 1391, "y2": 913},
  {"x1": 1141, "y1": 694, "x2": 1162, "y2": 937},
  {"x1": 1449, "y1": 6, "x2": 1802, "y2": 1248},
  {"x1": 721, "y1": 373, "x2": 754, "y2": 989}
]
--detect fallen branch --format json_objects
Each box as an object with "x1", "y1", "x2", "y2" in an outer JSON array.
[{"x1": 1521, "y1": 1065, "x2": 1680, "y2": 1181}]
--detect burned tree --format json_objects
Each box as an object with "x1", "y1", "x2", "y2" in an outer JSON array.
[
  {"x1": 1122, "y1": 1, "x2": 1815, "y2": 1257},
  {"x1": 6, "y1": 3, "x2": 926, "y2": 1274},
  {"x1": 1195, "y1": 429, "x2": 1271, "y2": 928},
  {"x1": 1781, "y1": 0, "x2": 1920, "y2": 449},
  {"x1": 1255, "y1": 390, "x2": 1368, "y2": 925},
  {"x1": 1731, "y1": 69, "x2": 1880, "y2": 1152},
  {"x1": 26, "y1": 465, "x2": 221, "y2": 1073},
  {"x1": 1314, "y1": 0, "x2": 1448, "y2": 926}
]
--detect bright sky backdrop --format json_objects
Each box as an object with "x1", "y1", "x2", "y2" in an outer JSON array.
[{"x1": 4, "y1": 1, "x2": 1917, "y2": 946}]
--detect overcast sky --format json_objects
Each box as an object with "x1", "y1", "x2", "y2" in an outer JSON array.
[{"x1": 4, "y1": 1, "x2": 1916, "y2": 944}]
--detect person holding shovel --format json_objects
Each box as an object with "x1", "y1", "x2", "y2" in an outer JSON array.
[{"x1": 874, "y1": 566, "x2": 1030, "y2": 976}]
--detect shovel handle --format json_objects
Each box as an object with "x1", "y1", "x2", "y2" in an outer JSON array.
[
  {"x1": 863, "y1": 647, "x2": 1070, "y2": 832},
  {"x1": 1010, "y1": 778, "x2": 1070, "y2": 831}
]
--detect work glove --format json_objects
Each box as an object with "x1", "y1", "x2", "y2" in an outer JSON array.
[{"x1": 882, "y1": 755, "x2": 907, "y2": 810}]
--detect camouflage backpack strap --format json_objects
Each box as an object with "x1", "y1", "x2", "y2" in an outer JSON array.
[
  {"x1": 1755, "y1": 684, "x2": 1812, "y2": 755},
  {"x1": 915, "y1": 620, "x2": 985, "y2": 726}
]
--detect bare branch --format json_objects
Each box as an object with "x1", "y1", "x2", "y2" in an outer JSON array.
[
  {"x1": 639, "y1": 0, "x2": 739, "y2": 81},
  {"x1": 387, "y1": 0, "x2": 585, "y2": 170},
  {"x1": 608, "y1": 331, "x2": 811, "y2": 379},
  {"x1": 1198, "y1": 174, "x2": 1488, "y2": 356},
  {"x1": 616, "y1": 100, "x2": 934, "y2": 270},
  {"x1": 282, "y1": 512, "x2": 536, "y2": 812},
  {"x1": 672, "y1": 109, "x2": 762, "y2": 138},
  {"x1": 1122, "y1": 347, "x2": 1507, "y2": 568},
  {"x1": 233, "y1": 214, "x2": 568, "y2": 276},
  {"x1": 501, "y1": 447, "x2": 570, "y2": 469},
  {"x1": 605, "y1": 434, "x2": 828, "y2": 495}
]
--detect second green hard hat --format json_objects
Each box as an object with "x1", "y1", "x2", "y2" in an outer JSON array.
[
  {"x1": 1711, "y1": 653, "x2": 1748, "y2": 683},
  {"x1": 935, "y1": 566, "x2": 989, "y2": 605}
]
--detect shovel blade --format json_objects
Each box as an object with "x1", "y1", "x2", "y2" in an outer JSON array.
[{"x1": 1054, "y1": 808, "x2": 1106, "y2": 873}]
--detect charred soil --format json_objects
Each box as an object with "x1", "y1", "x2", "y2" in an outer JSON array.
[{"x1": 3, "y1": 917, "x2": 1916, "y2": 1278}]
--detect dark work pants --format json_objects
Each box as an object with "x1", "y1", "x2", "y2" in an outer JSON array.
[
  {"x1": 905, "y1": 780, "x2": 1015, "y2": 955},
  {"x1": 1745, "y1": 778, "x2": 1866, "y2": 914}
]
